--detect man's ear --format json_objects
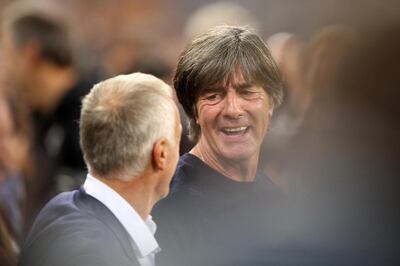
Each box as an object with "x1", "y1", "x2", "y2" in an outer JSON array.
[{"x1": 152, "y1": 138, "x2": 168, "y2": 171}]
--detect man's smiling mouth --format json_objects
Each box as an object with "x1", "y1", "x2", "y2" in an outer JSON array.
[{"x1": 221, "y1": 126, "x2": 248, "y2": 135}]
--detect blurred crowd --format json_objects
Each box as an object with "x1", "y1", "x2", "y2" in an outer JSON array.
[{"x1": 1, "y1": 0, "x2": 399, "y2": 264}]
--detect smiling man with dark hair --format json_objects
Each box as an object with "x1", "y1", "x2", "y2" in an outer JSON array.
[{"x1": 154, "y1": 25, "x2": 286, "y2": 266}]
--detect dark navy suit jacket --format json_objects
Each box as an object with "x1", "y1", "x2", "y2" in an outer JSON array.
[{"x1": 19, "y1": 188, "x2": 140, "y2": 266}]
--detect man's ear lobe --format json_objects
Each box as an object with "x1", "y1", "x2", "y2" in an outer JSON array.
[{"x1": 152, "y1": 138, "x2": 167, "y2": 171}]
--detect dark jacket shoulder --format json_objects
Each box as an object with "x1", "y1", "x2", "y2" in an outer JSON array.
[{"x1": 19, "y1": 189, "x2": 139, "y2": 266}]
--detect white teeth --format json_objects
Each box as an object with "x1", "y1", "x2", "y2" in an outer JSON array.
[{"x1": 223, "y1": 127, "x2": 247, "y2": 133}]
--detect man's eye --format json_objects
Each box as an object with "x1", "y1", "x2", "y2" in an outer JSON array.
[
  {"x1": 241, "y1": 90, "x2": 253, "y2": 95},
  {"x1": 240, "y1": 89, "x2": 263, "y2": 99},
  {"x1": 204, "y1": 94, "x2": 220, "y2": 101},
  {"x1": 241, "y1": 90, "x2": 256, "y2": 97}
]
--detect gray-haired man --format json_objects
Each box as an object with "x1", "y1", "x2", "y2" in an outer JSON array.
[{"x1": 19, "y1": 73, "x2": 181, "y2": 266}]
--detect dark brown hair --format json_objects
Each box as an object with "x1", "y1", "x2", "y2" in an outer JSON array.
[{"x1": 5, "y1": 12, "x2": 72, "y2": 66}]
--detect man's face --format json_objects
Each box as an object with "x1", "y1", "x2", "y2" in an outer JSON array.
[{"x1": 195, "y1": 71, "x2": 272, "y2": 162}]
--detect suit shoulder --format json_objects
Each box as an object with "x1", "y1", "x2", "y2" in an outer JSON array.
[{"x1": 20, "y1": 190, "x2": 136, "y2": 266}]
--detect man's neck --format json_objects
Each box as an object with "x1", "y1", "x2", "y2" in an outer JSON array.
[
  {"x1": 190, "y1": 144, "x2": 259, "y2": 182},
  {"x1": 96, "y1": 173, "x2": 156, "y2": 220}
]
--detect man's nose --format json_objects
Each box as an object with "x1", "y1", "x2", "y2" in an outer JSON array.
[{"x1": 222, "y1": 90, "x2": 243, "y2": 119}]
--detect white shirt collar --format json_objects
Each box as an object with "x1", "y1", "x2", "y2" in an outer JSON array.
[{"x1": 83, "y1": 174, "x2": 160, "y2": 258}]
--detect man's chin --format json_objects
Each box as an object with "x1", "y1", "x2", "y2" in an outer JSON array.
[{"x1": 220, "y1": 149, "x2": 255, "y2": 162}]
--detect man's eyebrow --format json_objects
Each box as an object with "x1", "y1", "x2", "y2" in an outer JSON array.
[
  {"x1": 200, "y1": 86, "x2": 225, "y2": 94},
  {"x1": 233, "y1": 83, "x2": 252, "y2": 90}
]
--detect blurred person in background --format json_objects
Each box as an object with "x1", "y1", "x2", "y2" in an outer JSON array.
[
  {"x1": 183, "y1": 1, "x2": 259, "y2": 41},
  {"x1": 1, "y1": 0, "x2": 76, "y2": 237},
  {"x1": 301, "y1": 25, "x2": 356, "y2": 103},
  {"x1": 260, "y1": 26, "x2": 354, "y2": 192},
  {"x1": 19, "y1": 73, "x2": 181, "y2": 266},
  {"x1": 0, "y1": 86, "x2": 20, "y2": 266},
  {"x1": 154, "y1": 25, "x2": 287, "y2": 266},
  {"x1": 0, "y1": 214, "x2": 17, "y2": 266},
  {"x1": 1, "y1": 1, "x2": 76, "y2": 115},
  {"x1": 279, "y1": 21, "x2": 400, "y2": 264},
  {"x1": 260, "y1": 32, "x2": 307, "y2": 190},
  {"x1": 0, "y1": 38, "x2": 31, "y2": 261}
]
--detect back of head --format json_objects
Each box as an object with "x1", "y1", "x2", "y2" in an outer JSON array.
[
  {"x1": 303, "y1": 25, "x2": 357, "y2": 103},
  {"x1": 333, "y1": 22, "x2": 400, "y2": 122},
  {"x1": 2, "y1": 1, "x2": 72, "y2": 67},
  {"x1": 284, "y1": 21, "x2": 400, "y2": 262},
  {"x1": 80, "y1": 73, "x2": 176, "y2": 181},
  {"x1": 291, "y1": 21, "x2": 400, "y2": 188},
  {"x1": 174, "y1": 25, "x2": 283, "y2": 142}
]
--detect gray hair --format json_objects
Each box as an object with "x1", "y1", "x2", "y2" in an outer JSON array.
[
  {"x1": 80, "y1": 73, "x2": 176, "y2": 181},
  {"x1": 174, "y1": 25, "x2": 283, "y2": 142}
]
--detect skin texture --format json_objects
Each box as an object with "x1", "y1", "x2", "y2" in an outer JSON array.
[{"x1": 192, "y1": 71, "x2": 272, "y2": 182}]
